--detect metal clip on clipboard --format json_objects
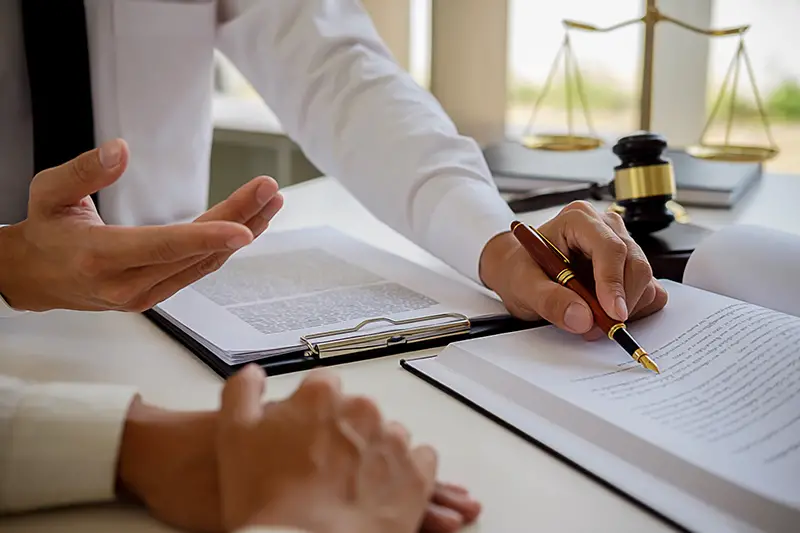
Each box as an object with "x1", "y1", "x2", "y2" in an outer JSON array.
[{"x1": 300, "y1": 313, "x2": 471, "y2": 359}]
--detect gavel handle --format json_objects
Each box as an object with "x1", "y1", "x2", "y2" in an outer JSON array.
[{"x1": 504, "y1": 183, "x2": 611, "y2": 214}]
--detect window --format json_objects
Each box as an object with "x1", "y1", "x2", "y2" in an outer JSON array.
[
  {"x1": 213, "y1": 51, "x2": 262, "y2": 102},
  {"x1": 410, "y1": 0, "x2": 432, "y2": 89},
  {"x1": 506, "y1": 0, "x2": 644, "y2": 140},
  {"x1": 707, "y1": 0, "x2": 800, "y2": 173}
]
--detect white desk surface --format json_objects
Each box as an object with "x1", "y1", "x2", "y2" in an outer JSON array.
[
  {"x1": 2, "y1": 173, "x2": 798, "y2": 533},
  {"x1": 212, "y1": 95, "x2": 284, "y2": 135}
]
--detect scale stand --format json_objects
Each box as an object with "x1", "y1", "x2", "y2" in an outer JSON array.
[{"x1": 511, "y1": 0, "x2": 778, "y2": 280}]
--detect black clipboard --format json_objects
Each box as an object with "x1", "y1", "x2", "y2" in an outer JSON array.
[{"x1": 144, "y1": 307, "x2": 537, "y2": 378}]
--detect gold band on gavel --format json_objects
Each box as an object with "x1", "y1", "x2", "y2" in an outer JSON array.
[{"x1": 614, "y1": 164, "x2": 676, "y2": 201}]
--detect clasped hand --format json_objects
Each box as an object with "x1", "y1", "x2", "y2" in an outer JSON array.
[{"x1": 118, "y1": 366, "x2": 481, "y2": 533}]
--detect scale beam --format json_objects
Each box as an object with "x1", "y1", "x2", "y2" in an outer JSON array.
[{"x1": 521, "y1": 0, "x2": 779, "y2": 163}]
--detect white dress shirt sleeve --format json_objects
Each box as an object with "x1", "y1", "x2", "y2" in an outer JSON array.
[
  {"x1": 0, "y1": 375, "x2": 137, "y2": 513},
  {"x1": 216, "y1": 0, "x2": 516, "y2": 283}
]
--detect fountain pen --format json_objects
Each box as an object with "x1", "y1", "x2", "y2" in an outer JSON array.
[{"x1": 510, "y1": 221, "x2": 660, "y2": 374}]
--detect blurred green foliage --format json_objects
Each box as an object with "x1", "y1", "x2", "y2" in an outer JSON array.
[{"x1": 508, "y1": 76, "x2": 800, "y2": 122}]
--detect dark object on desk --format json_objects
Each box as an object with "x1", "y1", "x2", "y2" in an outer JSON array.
[
  {"x1": 611, "y1": 132, "x2": 677, "y2": 235},
  {"x1": 501, "y1": 133, "x2": 717, "y2": 282},
  {"x1": 636, "y1": 223, "x2": 712, "y2": 282},
  {"x1": 143, "y1": 308, "x2": 536, "y2": 379},
  {"x1": 504, "y1": 183, "x2": 609, "y2": 213},
  {"x1": 485, "y1": 139, "x2": 762, "y2": 208},
  {"x1": 610, "y1": 133, "x2": 714, "y2": 282}
]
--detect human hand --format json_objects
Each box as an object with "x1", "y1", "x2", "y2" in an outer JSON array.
[
  {"x1": 0, "y1": 139, "x2": 283, "y2": 312},
  {"x1": 117, "y1": 399, "x2": 222, "y2": 533},
  {"x1": 217, "y1": 366, "x2": 479, "y2": 533},
  {"x1": 480, "y1": 201, "x2": 668, "y2": 339},
  {"x1": 116, "y1": 366, "x2": 479, "y2": 533}
]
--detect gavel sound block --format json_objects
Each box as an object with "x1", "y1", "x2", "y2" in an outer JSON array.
[{"x1": 609, "y1": 133, "x2": 713, "y2": 282}]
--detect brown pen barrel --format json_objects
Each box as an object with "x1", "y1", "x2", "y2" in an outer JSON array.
[
  {"x1": 510, "y1": 222, "x2": 570, "y2": 279},
  {"x1": 510, "y1": 222, "x2": 657, "y2": 372},
  {"x1": 511, "y1": 221, "x2": 620, "y2": 335},
  {"x1": 561, "y1": 277, "x2": 617, "y2": 334}
]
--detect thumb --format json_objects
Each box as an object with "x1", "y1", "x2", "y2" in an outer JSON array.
[
  {"x1": 220, "y1": 364, "x2": 267, "y2": 426},
  {"x1": 504, "y1": 259, "x2": 595, "y2": 334},
  {"x1": 30, "y1": 138, "x2": 129, "y2": 213}
]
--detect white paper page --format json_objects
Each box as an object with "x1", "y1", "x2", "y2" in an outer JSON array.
[
  {"x1": 684, "y1": 224, "x2": 800, "y2": 318},
  {"x1": 407, "y1": 356, "x2": 758, "y2": 533},
  {"x1": 431, "y1": 281, "x2": 800, "y2": 531},
  {"x1": 156, "y1": 226, "x2": 505, "y2": 358}
]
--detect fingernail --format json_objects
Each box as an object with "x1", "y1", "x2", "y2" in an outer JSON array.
[
  {"x1": 431, "y1": 506, "x2": 463, "y2": 529},
  {"x1": 227, "y1": 235, "x2": 251, "y2": 250},
  {"x1": 564, "y1": 303, "x2": 593, "y2": 333},
  {"x1": 615, "y1": 297, "x2": 629, "y2": 321},
  {"x1": 99, "y1": 140, "x2": 122, "y2": 169},
  {"x1": 256, "y1": 180, "x2": 274, "y2": 204}
]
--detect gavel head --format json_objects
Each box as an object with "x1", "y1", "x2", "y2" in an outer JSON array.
[{"x1": 610, "y1": 132, "x2": 677, "y2": 236}]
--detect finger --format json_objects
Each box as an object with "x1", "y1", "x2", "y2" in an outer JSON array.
[
  {"x1": 290, "y1": 369, "x2": 343, "y2": 417},
  {"x1": 219, "y1": 364, "x2": 266, "y2": 426},
  {"x1": 97, "y1": 221, "x2": 253, "y2": 268},
  {"x1": 248, "y1": 192, "x2": 284, "y2": 239},
  {"x1": 30, "y1": 139, "x2": 129, "y2": 214},
  {"x1": 582, "y1": 326, "x2": 605, "y2": 342},
  {"x1": 549, "y1": 206, "x2": 629, "y2": 322},
  {"x1": 340, "y1": 396, "x2": 383, "y2": 443},
  {"x1": 631, "y1": 280, "x2": 669, "y2": 319},
  {"x1": 435, "y1": 482, "x2": 469, "y2": 495},
  {"x1": 411, "y1": 445, "x2": 438, "y2": 498},
  {"x1": 197, "y1": 176, "x2": 279, "y2": 225},
  {"x1": 126, "y1": 195, "x2": 286, "y2": 309},
  {"x1": 420, "y1": 503, "x2": 464, "y2": 533},
  {"x1": 630, "y1": 281, "x2": 657, "y2": 317},
  {"x1": 384, "y1": 421, "x2": 411, "y2": 450},
  {"x1": 503, "y1": 249, "x2": 594, "y2": 333},
  {"x1": 432, "y1": 483, "x2": 481, "y2": 523},
  {"x1": 602, "y1": 213, "x2": 653, "y2": 314}
]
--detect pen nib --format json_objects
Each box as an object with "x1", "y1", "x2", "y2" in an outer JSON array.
[{"x1": 640, "y1": 354, "x2": 660, "y2": 374}]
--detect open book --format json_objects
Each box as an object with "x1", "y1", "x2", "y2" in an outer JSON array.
[
  {"x1": 147, "y1": 226, "x2": 517, "y2": 375},
  {"x1": 403, "y1": 224, "x2": 800, "y2": 533}
]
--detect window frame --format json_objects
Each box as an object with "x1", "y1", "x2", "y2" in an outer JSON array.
[{"x1": 428, "y1": 0, "x2": 715, "y2": 148}]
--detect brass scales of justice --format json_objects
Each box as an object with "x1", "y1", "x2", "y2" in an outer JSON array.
[{"x1": 514, "y1": 0, "x2": 779, "y2": 281}]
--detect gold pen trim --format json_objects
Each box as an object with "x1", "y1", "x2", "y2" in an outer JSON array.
[
  {"x1": 632, "y1": 347, "x2": 647, "y2": 363},
  {"x1": 530, "y1": 226, "x2": 571, "y2": 264},
  {"x1": 556, "y1": 268, "x2": 575, "y2": 285},
  {"x1": 607, "y1": 323, "x2": 626, "y2": 340}
]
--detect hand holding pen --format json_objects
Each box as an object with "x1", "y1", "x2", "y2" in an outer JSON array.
[
  {"x1": 479, "y1": 202, "x2": 668, "y2": 369},
  {"x1": 511, "y1": 220, "x2": 660, "y2": 372}
]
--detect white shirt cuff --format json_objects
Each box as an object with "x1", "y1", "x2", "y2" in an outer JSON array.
[
  {"x1": 0, "y1": 382, "x2": 138, "y2": 513},
  {"x1": 418, "y1": 177, "x2": 516, "y2": 284}
]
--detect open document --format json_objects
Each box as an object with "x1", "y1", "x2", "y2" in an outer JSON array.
[
  {"x1": 153, "y1": 226, "x2": 507, "y2": 364},
  {"x1": 404, "y1": 224, "x2": 800, "y2": 533}
]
